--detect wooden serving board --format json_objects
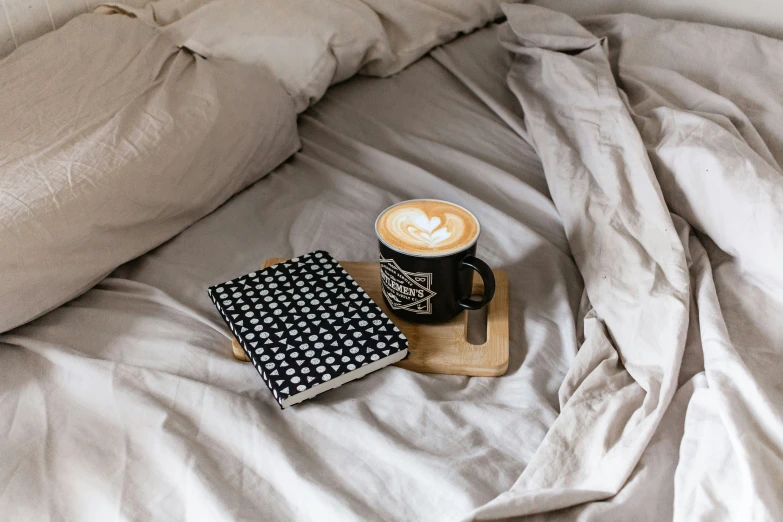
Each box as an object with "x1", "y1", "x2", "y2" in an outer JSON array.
[{"x1": 230, "y1": 258, "x2": 509, "y2": 377}]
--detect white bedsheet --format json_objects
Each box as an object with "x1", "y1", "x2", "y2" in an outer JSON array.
[
  {"x1": 3, "y1": 7, "x2": 783, "y2": 521},
  {"x1": 0, "y1": 26, "x2": 582, "y2": 521}
]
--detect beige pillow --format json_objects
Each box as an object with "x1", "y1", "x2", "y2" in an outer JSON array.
[
  {"x1": 0, "y1": 13, "x2": 299, "y2": 333},
  {"x1": 99, "y1": 0, "x2": 515, "y2": 111},
  {"x1": 0, "y1": 0, "x2": 153, "y2": 58}
]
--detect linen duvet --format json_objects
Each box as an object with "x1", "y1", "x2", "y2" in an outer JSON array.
[{"x1": 2, "y1": 2, "x2": 783, "y2": 521}]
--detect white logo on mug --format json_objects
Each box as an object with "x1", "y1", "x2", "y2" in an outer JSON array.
[{"x1": 379, "y1": 255, "x2": 436, "y2": 314}]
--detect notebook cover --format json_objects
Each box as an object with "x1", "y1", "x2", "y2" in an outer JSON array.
[{"x1": 208, "y1": 251, "x2": 408, "y2": 408}]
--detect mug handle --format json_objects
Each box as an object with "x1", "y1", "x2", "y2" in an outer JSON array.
[{"x1": 458, "y1": 256, "x2": 496, "y2": 310}]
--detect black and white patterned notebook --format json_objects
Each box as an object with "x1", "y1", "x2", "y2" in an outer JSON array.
[{"x1": 208, "y1": 251, "x2": 408, "y2": 409}]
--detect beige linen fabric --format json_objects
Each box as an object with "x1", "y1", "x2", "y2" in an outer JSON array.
[
  {"x1": 0, "y1": 13, "x2": 299, "y2": 333},
  {"x1": 99, "y1": 0, "x2": 516, "y2": 111}
]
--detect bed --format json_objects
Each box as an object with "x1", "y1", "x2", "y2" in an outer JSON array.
[{"x1": 1, "y1": 2, "x2": 782, "y2": 521}]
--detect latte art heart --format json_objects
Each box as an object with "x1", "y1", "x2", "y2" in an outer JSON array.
[
  {"x1": 406, "y1": 224, "x2": 452, "y2": 246},
  {"x1": 376, "y1": 200, "x2": 479, "y2": 255},
  {"x1": 405, "y1": 214, "x2": 453, "y2": 247}
]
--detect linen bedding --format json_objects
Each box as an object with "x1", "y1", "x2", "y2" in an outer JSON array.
[
  {"x1": 2, "y1": 4, "x2": 783, "y2": 522},
  {"x1": 0, "y1": 0, "x2": 512, "y2": 333},
  {"x1": 2, "y1": 24, "x2": 577, "y2": 521},
  {"x1": 101, "y1": 0, "x2": 517, "y2": 111},
  {"x1": 0, "y1": 13, "x2": 299, "y2": 333}
]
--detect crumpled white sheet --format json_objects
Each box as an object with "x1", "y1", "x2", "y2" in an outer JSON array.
[
  {"x1": 468, "y1": 5, "x2": 783, "y2": 520},
  {"x1": 0, "y1": 26, "x2": 583, "y2": 521},
  {"x1": 2, "y1": 7, "x2": 783, "y2": 521}
]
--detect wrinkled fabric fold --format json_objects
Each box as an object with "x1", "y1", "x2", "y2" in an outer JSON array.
[
  {"x1": 469, "y1": 5, "x2": 783, "y2": 520},
  {"x1": 98, "y1": 0, "x2": 517, "y2": 111}
]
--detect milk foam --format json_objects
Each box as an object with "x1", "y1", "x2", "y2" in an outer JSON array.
[{"x1": 376, "y1": 200, "x2": 479, "y2": 255}]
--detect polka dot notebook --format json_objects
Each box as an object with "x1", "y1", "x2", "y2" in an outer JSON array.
[{"x1": 208, "y1": 251, "x2": 409, "y2": 409}]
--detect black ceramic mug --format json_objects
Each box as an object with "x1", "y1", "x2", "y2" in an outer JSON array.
[{"x1": 375, "y1": 199, "x2": 495, "y2": 324}]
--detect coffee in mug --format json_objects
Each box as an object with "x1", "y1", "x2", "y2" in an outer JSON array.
[{"x1": 375, "y1": 199, "x2": 495, "y2": 323}]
